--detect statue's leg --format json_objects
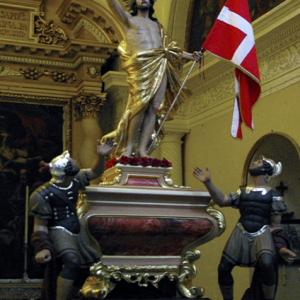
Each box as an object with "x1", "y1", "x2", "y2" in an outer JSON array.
[
  {"x1": 57, "y1": 276, "x2": 75, "y2": 300},
  {"x1": 218, "y1": 256, "x2": 235, "y2": 300},
  {"x1": 138, "y1": 74, "x2": 167, "y2": 157},
  {"x1": 121, "y1": 111, "x2": 145, "y2": 157},
  {"x1": 258, "y1": 253, "x2": 276, "y2": 300},
  {"x1": 56, "y1": 252, "x2": 81, "y2": 300}
]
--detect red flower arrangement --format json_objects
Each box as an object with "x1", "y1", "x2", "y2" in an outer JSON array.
[
  {"x1": 140, "y1": 157, "x2": 152, "y2": 167},
  {"x1": 118, "y1": 156, "x2": 130, "y2": 165},
  {"x1": 151, "y1": 158, "x2": 161, "y2": 167},
  {"x1": 161, "y1": 158, "x2": 172, "y2": 168},
  {"x1": 105, "y1": 156, "x2": 172, "y2": 170}
]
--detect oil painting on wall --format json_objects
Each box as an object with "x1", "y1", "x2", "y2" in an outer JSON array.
[{"x1": 0, "y1": 100, "x2": 64, "y2": 279}]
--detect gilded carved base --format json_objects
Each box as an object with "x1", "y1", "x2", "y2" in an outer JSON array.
[
  {"x1": 78, "y1": 169, "x2": 225, "y2": 299},
  {"x1": 80, "y1": 250, "x2": 203, "y2": 299}
]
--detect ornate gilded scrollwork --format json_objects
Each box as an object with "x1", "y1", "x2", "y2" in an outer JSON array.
[
  {"x1": 81, "y1": 249, "x2": 204, "y2": 299},
  {"x1": 80, "y1": 275, "x2": 116, "y2": 299},
  {"x1": 177, "y1": 250, "x2": 204, "y2": 298},
  {"x1": 164, "y1": 171, "x2": 191, "y2": 189},
  {"x1": 207, "y1": 200, "x2": 226, "y2": 236},
  {"x1": 77, "y1": 192, "x2": 90, "y2": 221},
  {"x1": 164, "y1": 171, "x2": 174, "y2": 187},
  {"x1": 82, "y1": 262, "x2": 180, "y2": 299},
  {"x1": 100, "y1": 167, "x2": 122, "y2": 185},
  {"x1": 73, "y1": 94, "x2": 106, "y2": 121},
  {"x1": 35, "y1": 12, "x2": 68, "y2": 45}
]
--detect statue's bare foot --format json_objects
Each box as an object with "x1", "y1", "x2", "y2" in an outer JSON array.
[
  {"x1": 120, "y1": 148, "x2": 132, "y2": 158},
  {"x1": 138, "y1": 151, "x2": 150, "y2": 158}
]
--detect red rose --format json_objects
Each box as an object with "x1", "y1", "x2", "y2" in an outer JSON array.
[
  {"x1": 140, "y1": 157, "x2": 152, "y2": 167},
  {"x1": 129, "y1": 156, "x2": 140, "y2": 166},
  {"x1": 151, "y1": 158, "x2": 161, "y2": 167},
  {"x1": 118, "y1": 156, "x2": 130, "y2": 165},
  {"x1": 161, "y1": 158, "x2": 172, "y2": 168},
  {"x1": 105, "y1": 157, "x2": 117, "y2": 170}
]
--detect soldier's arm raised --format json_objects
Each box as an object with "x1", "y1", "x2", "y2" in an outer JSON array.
[
  {"x1": 193, "y1": 167, "x2": 231, "y2": 207},
  {"x1": 106, "y1": 0, "x2": 131, "y2": 26}
]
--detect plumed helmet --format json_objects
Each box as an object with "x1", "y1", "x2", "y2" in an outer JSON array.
[
  {"x1": 262, "y1": 155, "x2": 282, "y2": 177},
  {"x1": 49, "y1": 151, "x2": 71, "y2": 183}
]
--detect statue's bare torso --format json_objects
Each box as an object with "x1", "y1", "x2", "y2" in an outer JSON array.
[{"x1": 126, "y1": 17, "x2": 162, "y2": 53}]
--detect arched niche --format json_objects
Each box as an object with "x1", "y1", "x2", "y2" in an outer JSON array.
[{"x1": 242, "y1": 132, "x2": 300, "y2": 217}]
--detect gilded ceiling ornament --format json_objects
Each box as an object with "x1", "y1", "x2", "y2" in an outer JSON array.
[
  {"x1": 0, "y1": 66, "x2": 21, "y2": 77},
  {"x1": 20, "y1": 68, "x2": 43, "y2": 80},
  {"x1": 35, "y1": 12, "x2": 68, "y2": 45},
  {"x1": 44, "y1": 70, "x2": 76, "y2": 84},
  {"x1": 87, "y1": 67, "x2": 101, "y2": 78}
]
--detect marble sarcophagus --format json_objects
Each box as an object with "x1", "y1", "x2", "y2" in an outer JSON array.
[{"x1": 78, "y1": 165, "x2": 225, "y2": 298}]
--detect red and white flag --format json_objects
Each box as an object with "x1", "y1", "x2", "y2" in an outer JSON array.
[{"x1": 201, "y1": 0, "x2": 261, "y2": 138}]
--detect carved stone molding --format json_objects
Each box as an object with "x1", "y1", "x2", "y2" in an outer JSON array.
[
  {"x1": 0, "y1": 55, "x2": 106, "y2": 68},
  {"x1": 19, "y1": 67, "x2": 77, "y2": 83},
  {"x1": 44, "y1": 70, "x2": 76, "y2": 83},
  {"x1": 73, "y1": 93, "x2": 106, "y2": 121},
  {"x1": 87, "y1": 66, "x2": 101, "y2": 79},
  {"x1": 0, "y1": 1, "x2": 118, "y2": 63},
  {"x1": 0, "y1": 66, "x2": 21, "y2": 76},
  {"x1": 20, "y1": 67, "x2": 43, "y2": 80},
  {"x1": 57, "y1": 1, "x2": 123, "y2": 44},
  {"x1": 35, "y1": 12, "x2": 68, "y2": 45},
  {"x1": 73, "y1": 19, "x2": 108, "y2": 44}
]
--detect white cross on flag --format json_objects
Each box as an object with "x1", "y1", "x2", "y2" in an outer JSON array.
[{"x1": 202, "y1": 0, "x2": 261, "y2": 138}]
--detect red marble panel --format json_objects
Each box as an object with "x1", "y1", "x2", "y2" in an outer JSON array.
[
  {"x1": 126, "y1": 177, "x2": 161, "y2": 186},
  {"x1": 88, "y1": 217, "x2": 212, "y2": 255}
]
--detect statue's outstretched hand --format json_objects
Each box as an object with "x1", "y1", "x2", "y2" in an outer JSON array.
[
  {"x1": 35, "y1": 249, "x2": 51, "y2": 264},
  {"x1": 192, "y1": 51, "x2": 203, "y2": 63},
  {"x1": 279, "y1": 247, "x2": 297, "y2": 265},
  {"x1": 97, "y1": 137, "x2": 117, "y2": 156},
  {"x1": 193, "y1": 167, "x2": 211, "y2": 183}
]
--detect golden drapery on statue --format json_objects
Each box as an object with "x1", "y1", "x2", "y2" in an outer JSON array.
[{"x1": 102, "y1": 26, "x2": 192, "y2": 158}]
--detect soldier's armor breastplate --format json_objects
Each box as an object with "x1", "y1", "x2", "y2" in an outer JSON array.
[
  {"x1": 238, "y1": 188, "x2": 273, "y2": 233},
  {"x1": 41, "y1": 182, "x2": 81, "y2": 234}
]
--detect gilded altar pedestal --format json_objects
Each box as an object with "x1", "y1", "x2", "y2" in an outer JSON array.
[{"x1": 79, "y1": 166, "x2": 225, "y2": 299}]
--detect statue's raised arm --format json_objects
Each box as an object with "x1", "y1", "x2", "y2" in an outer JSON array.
[{"x1": 106, "y1": 0, "x2": 132, "y2": 26}]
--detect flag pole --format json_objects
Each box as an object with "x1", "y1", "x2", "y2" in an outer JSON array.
[{"x1": 146, "y1": 59, "x2": 199, "y2": 155}]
